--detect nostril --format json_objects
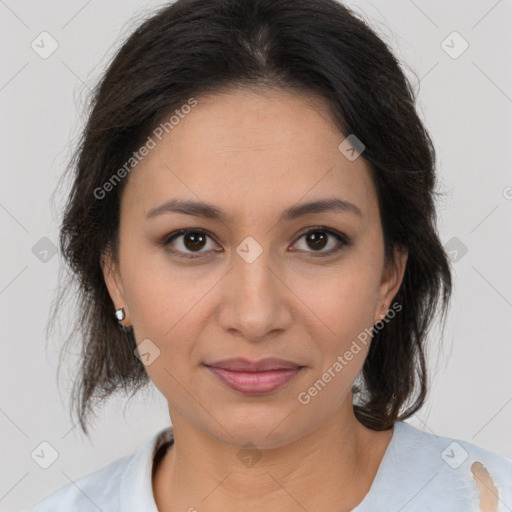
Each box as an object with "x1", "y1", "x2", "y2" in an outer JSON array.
[{"x1": 471, "y1": 461, "x2": 499, "y2": 512}]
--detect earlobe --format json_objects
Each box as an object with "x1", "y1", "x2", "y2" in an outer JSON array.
[{"x1": 100, "y1": 250, "x2": 130, "y2": 324}]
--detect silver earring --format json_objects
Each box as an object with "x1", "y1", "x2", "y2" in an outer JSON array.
[
  {"x1": 380, "y1": 304, "x2": 388, "y2": 319},
  {"x1": 115, "y1": 307, "x2": 125, "y2": 321}
]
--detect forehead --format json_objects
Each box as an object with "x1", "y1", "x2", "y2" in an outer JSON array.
[{"x1": 121, "y1": 87, "x2": 377, "y2": 223}]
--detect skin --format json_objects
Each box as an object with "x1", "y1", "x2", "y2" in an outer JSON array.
[
  {"x1": 471, "y1": 462, "x2": 499, "y2": 511},
  {"x1": 102, "y1": 87, "x2": 410, "y2": 511}
]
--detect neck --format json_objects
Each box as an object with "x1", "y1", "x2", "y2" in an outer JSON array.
[{"x1": 153, "y1": 399, "x2": 393, "y2": 511}]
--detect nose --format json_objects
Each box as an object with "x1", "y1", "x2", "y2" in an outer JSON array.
[{"x1": 217, "y1": 247, "x2": 293, "y2": 342}]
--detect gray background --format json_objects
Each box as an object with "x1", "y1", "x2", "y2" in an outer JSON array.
[{"x1": 1, "y1": 0, "x2": 511, "y2": 510}]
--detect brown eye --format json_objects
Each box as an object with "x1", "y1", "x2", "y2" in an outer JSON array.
[
  {"x1": 182, "y1": 231, "x2": 207, "y2": 251},
  {"x1": 291, "y1": 227, "x2": 350, "y2": 257},
  {"x1": 163, "y1": 229, "x2": 219, "y2": 259},
  {"x1": 305, "y1": 230, "x2": 329, "y2": 250}
]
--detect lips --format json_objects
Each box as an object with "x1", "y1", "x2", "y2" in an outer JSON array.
[
  {"x1": 203, "y1": 357, "x2": 305, "y2": 394},
  {"x1": 204, "y1": 357, "x2": 302, "y2": 372}
]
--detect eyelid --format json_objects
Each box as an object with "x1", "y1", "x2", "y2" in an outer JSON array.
[
  {"x1": 162, "y1": 228, "x2": 220, "y2": 259},
  {"x1": 162, "y1": 226, "x2": 350, "y2": 259},
  {"x1": 291, "y1": 226, "x2": 350, "y2": 257}
]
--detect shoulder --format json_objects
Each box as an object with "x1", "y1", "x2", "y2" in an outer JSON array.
[
  {"x1": 25, "y1": 427, "x2": 173, "y2": 512},
  {"x1": 25, "y1": 453, "x2": 131, "y2": 511},
  {"x1": 388, "y1": 421, "x2": 512, "y2": 511}
]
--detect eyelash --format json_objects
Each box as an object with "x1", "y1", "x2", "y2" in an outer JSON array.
[{"x1": 160, "y1": 227, "x2": 351, "y2": 260}]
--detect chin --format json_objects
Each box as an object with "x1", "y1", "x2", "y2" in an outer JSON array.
[{"x1": 205, "y1": 403, "x2": 314, "y2": 450}]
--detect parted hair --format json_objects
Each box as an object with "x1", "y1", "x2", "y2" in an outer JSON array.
[{"x1": 48, "y1": 0, "x2": 452, "y2": 436}]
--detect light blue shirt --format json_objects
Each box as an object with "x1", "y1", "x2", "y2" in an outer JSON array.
[{"x1": 26, "y1": 421, "x2": 512, "y2": 511}]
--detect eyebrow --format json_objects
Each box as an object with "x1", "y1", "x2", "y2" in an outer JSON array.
[{"x1": 146, "y1": 197, "x2": 362, "y2": 222}]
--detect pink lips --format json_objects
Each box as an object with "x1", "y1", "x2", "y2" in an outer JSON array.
[{"x1": 204, "y1": 357, "x2": 304, "y2": 395}]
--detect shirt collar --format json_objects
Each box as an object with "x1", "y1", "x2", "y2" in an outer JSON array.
[{"x1": 119, "y1": 426, "x2": 174, "y2": 512}]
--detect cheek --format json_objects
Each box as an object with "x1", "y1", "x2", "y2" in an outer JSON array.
[
  {"x1": 120, "y1": 255, "x2": 219, "y2": 385},
  {"x1": 121, "y1": 238, "x2": 217, "y2": 337},
  {"x1": 292, "y1": 270, "x2": 377, "y2": 413},
  {"x1": 294, "y1": 260, "x2": 380, "y2": 352}
]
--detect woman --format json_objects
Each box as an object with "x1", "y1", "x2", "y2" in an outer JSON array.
[{"x1": 27, "y1": 0, "x2": 512, "y2": 510}]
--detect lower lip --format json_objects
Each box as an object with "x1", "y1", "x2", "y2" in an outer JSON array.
[{"x1": 205, "y1": 366, "x2": 303, "y2": 394}]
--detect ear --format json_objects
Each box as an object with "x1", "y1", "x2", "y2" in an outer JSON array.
[
  {"x1": 373, "y1": 245, "x2": 408, "y2": 324},
  {"x1": 100, "y1": 248, "x2": 131, "y2": 327}
]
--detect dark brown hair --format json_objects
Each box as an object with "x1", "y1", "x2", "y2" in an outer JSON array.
[{"x1": 48, "y1": 0, "x2": 452, "y2": 436}]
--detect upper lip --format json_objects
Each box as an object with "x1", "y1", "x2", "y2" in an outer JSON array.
[{"x1": 204, "y1": 357, "x2": 303, "y2": 372}]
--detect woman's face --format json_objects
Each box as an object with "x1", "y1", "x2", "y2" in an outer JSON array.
[{"x1": 102, "y1": 87, "x2": 407, "y2": 449}]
